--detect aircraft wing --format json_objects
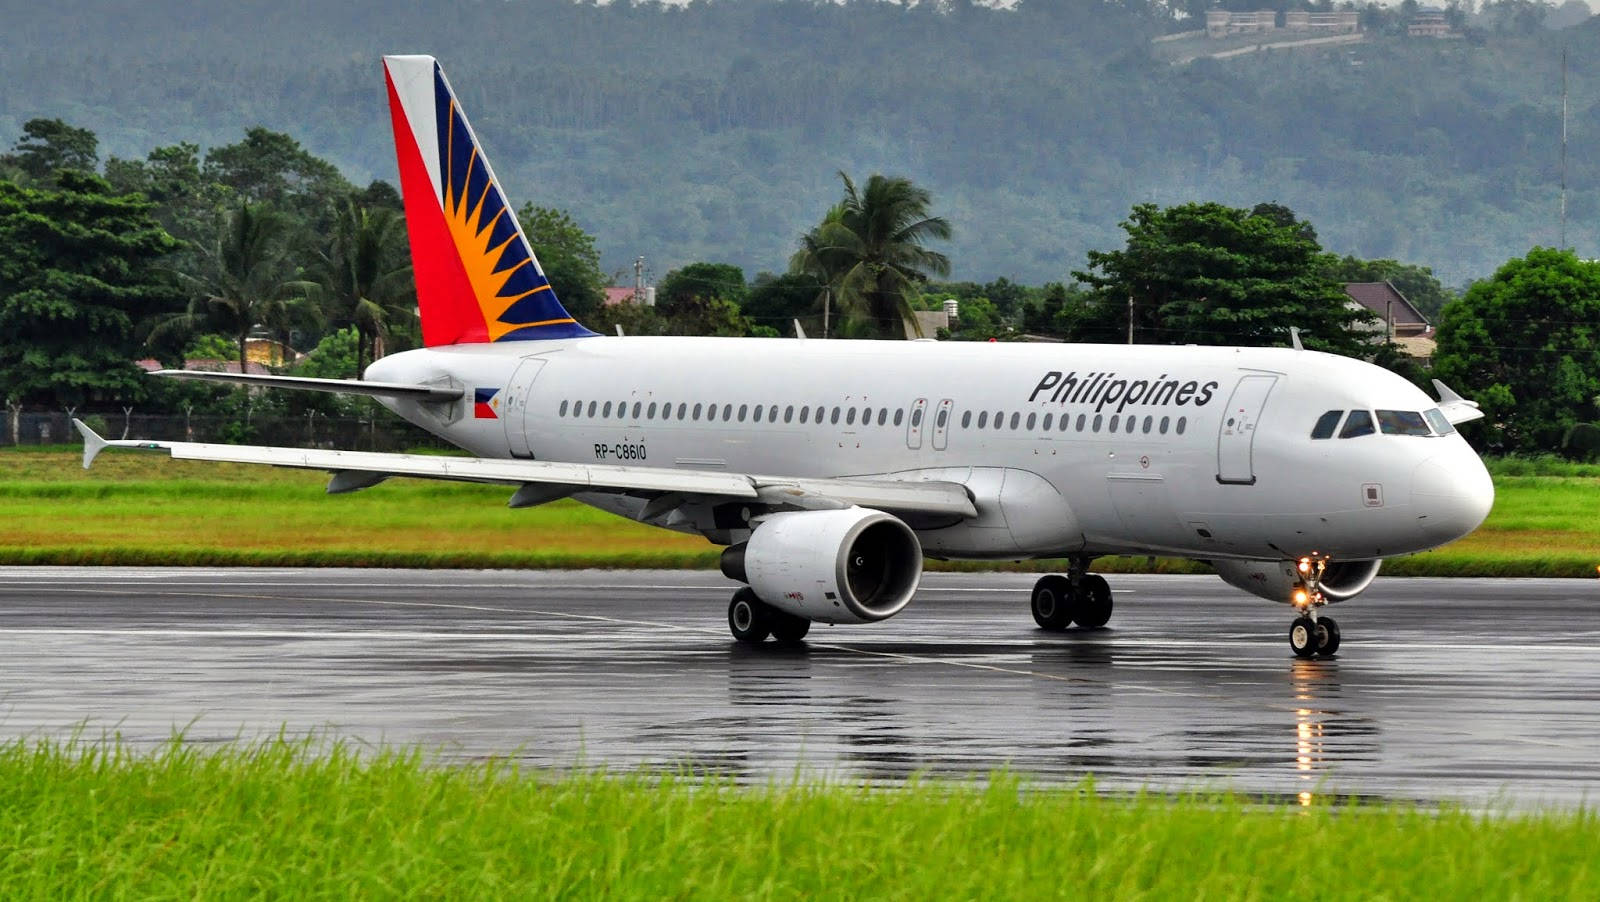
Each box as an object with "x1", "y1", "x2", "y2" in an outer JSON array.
[
  {"x1": 1431, "y1": 379, "x2": 1486, "y2": 426},
  {"x1": 152, "y1": 370, "x2": 462, "y2": 403},
  {"x1": 73, "y1": 420, "x2": 977, "y2": 520}
]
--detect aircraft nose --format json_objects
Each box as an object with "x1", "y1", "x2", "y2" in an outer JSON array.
[{"x1": 1411, "y1": 451, "x2": 1494, "y2": 543}]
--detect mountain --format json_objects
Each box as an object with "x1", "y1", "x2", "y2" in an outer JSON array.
[{"x1": 0, "y1": 0, "x2": 1593, "y2": 286}]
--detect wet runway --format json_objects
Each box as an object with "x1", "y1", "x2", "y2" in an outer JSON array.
[{"x1": 1, "y1": 567, "x2": 1597, "y2": 806}]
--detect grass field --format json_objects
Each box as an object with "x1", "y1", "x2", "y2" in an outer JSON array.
[
  {"x1": 0, "y1": 737, "x2": 1595, "y2": 898},
  {"x1": 2, "y1": 447, "x2": 1596, "y2": 575}
]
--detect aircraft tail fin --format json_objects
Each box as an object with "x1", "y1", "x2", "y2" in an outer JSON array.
[{"x1": 382, "y1": 55, "x2": 596, "y2": 346}]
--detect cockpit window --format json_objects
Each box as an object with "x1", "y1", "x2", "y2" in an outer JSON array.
[
  {"x1": 1310, "y1": 410, "x2": 1343, "y2": 440},
  {"x1": 1423, "y1": 408, "x2": 1455, "y2": 436},
  {"x1": 1339, "y1": 410, "x2": 1375, "y2": 439},
  {"x1": 1377, "y1": 410, "x2": 1431, "y2": 436}
]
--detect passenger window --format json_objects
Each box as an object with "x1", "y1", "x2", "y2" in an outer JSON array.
[
  {"x1": 1126, "y1": 417, "x2": 1136, "y2": 434},
  {"x1": 784, "y1": 405, "x2": 794, "y2": 423},
  {"x1": 911, "y1": 408, "x2": 922, "y2": 427},
  {"x1": 877, "y1": 409, "x2": 887, "y2": 426},
  {"x1": 588, "y1": 401, "x2": 598, "y2": 417},
  {"x1": 769, "y1": 405, "x2": 778, "y2": 422},
  {"x1": 1042, "y1": 413, "x2": 1053, "y2": 431},
  {"x1": 753, "y1": 405, "x2": 763, "y2": 423},
  {"x1": 677, "y1": 403, "x2": 687, "y2": 419},
  {"x1": 1026, "y1": 412, "x2": 1036, "y2": 430},
  {"x1": 1160, "y1": 416, "x2": 1169, "y2": 434},
  {"x1": 647, "y1": 402, "x2": 657, "y2": 419},
  {"x1": 1143, "y1": 416, "x2": 1152, "y2": 434},
  {"x1": 799, "y1": 406, "x2": 809, "y2": 424},
  {"x1": 1093, "y1": 414, "x2": 1103, "y2": 432},
  {"x1": 1010, "y1": 412, "x2": 1020, "y2": 430},
  {"x1": 962, "y1": 411, "x2": 972, "y2": 428},
  {"x1": 936, "y1": 409, "x2": 948, "y2": 428},
  {"x1": 894, "y1": 409, "x2": 904, "y2": 427},
  {"x1": 1076, "y1": 414, "x2": 1086, "y2": 431},
  {"x1": 738, "y1": 404, "x2": 748, "y2": 422},
  {"x1": 846, "y1": 408, "x2": 857, "y2": 426},
  {"x1": 722, "y1": 404, "x2": 733, "y2": 421},
  {"x1": 692, "y1": 403, "x2": 703, "y2": 420},
  {"x1": 993, "y1": 411, "x2": 1003, "y2": 429},
  {"x1": 861, "y1": 406, "x2": 871, "y2": 424},
  {"x1": 831, "y1": 407, "x2": 841, "y2": 425},
  {"x1": 977, "y1": 411, "x2": 988, "y2": 428},
  {"x1": 1310, "y1": 410, "x2": 1343, "y2": 440},
  {"x1": 1109, "y1": 414, "x2": 1120, "y2": 432},
  {"x1": 1176, "y1": 416, "x2": 1186, "y2": 435},
  {"x1": 559, "y1": 400, "x2": 569, "y2": 416},
  {"x1": 1424, "y1": 408, "x2": 1454, "y2": 435},
  {"x1": 631, "y1": 402, "x2": 641, "y2": 419},
  {"x1": 1377, "y1": 410, "x2": 1431, "y2": 436},
  {"x1": 599, "y1": 401, "x2": 610, "y2": 417},
  {"x1": 1340, "y1": 410, "x2": 1375, "y2": 439}
]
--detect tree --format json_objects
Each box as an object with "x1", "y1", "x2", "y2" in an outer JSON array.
[
  {"x1": 0, "y1": 172, "x2": 182, "y2": 408},
  {"x1": 744, "y1": 271, "x2": 823, "y2": 335},
  {"x1": 0, "y1": 119, "x2": 99, "y2": 181},
  {"x1": 1432, "y1": 248, "x2": 1600, "y2": 454},
  {"x1": 104, "y1": 142, "x2": 231, "y2": 245},
  {"x1": 296, "y1": 200, "x2": 414, "y2": 378},
  {"x1": 167, "y1": 201, "x2": 311, "y2": 378},
  {"x1": 1074, "y1": 202, "x2": 1375, "y2": 355},
  {"x1": 657, "y1": 262, "x2": 747, "y2": 317},
  {"x1": 202, "y1": 128, "x2": 352, "y2": 223},
  {"x1": 516, "y1": 204, "x2": 608, "y2": 321},
  {"x1": 789, "y1": 172, "x2": 952, "y2": 340}
]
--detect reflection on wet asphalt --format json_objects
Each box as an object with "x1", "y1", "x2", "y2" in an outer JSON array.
[{"x1": 1, "y1": 568, "x2": 1596, "y2": 807}]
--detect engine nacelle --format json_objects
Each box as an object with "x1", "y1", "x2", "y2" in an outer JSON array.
[
  {"x1": 720, "y1": 508, "x2": 923, "y2": 624},
  {"x1": 1211, "y1": 558, "x2": 1382, "y2": 605}
]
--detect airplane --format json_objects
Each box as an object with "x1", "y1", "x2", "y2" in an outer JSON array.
[{"x1": 74, "y1": 54, "x2": 1494, "y2": 658}]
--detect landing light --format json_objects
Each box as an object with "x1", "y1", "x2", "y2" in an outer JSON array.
[
  {"x1": 1297, "y1": 558, "x2": 1312, "y2": 575},
  {"x1": 1293, "y1": 589, "x2": 1309, "y2": 607}
]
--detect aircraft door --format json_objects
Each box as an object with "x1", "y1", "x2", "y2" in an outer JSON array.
[
  {"x1": 1216, "y1": 374, "x2": 1277, "y2": 485},
  {"x1": 504, "y1": 357, "x2": 547, "y2": 458},
  {"x1": 931, "y1": 399, "x2": 953, "y2": 450},
  {"x1": 905, "y1": 398, "x2": 928, "y2": 450}
]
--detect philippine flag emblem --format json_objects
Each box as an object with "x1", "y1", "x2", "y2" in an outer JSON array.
[{"x1": 474, "y1": 387, "x2": 501, "y2": 419}]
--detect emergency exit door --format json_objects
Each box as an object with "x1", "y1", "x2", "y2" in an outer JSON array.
[{"x1": 1215, "y1": 374, "x2": 1277, "y2": 485}]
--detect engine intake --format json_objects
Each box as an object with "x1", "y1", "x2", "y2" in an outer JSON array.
[
  {"x1": 1210, "y1": 558, "x2": 1382, "y2": 604},
  {"x1": 720, "y1": 508, "x2": 923, "y2": 624}
]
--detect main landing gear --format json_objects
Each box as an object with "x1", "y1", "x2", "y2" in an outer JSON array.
[
  {"x1": 727, "y1": 587, "x2": 812, "y2": 645},
  {"x1": 1287, "y1": 557, "x2": 1341, "y2": 658},
  {"x1": 1030, "y1": 558, "x2": 1113, "y2": 631}
]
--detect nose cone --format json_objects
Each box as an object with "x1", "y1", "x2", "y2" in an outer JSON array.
[{"x1": 1411, "y1": 450, "x2": 1494, "y2": 545}]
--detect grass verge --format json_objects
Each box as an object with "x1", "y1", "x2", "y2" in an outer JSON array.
[
  {"x1": 0, "y1": 737, "x2": 1595, "y2": 897},
  {"x1": 2, "y1": 449, "x2": 1596, "y2": 575}
]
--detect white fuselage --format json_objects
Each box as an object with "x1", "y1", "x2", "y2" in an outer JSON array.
[{"x1": 366, "y1": 337, "x2": 1494, "y2": 563}]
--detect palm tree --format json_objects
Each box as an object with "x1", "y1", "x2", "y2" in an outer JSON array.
[
  {"x1": 296, "y1": 200, "x2": 414, "y2": 378},
  {"x1": 789, "y1": 172, "x2": 952, "y2": 339},
  {"x1": 165, "y1": 200, "x2": 309, "y2": 376}
]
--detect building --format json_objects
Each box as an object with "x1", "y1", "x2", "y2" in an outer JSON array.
[
  {"x1": 1206, "y1": 9, "x2": 1280, "y2": 37},
  {"x1": 1283, "y1": 10, "x2": 1360, "y2": 33},
  {"x1": 1408, "y1": 8, "x2": 1455, "y2": 37},
  {"x1": 1344, "y1": 281, "x2": 1435, "y2": 360}
]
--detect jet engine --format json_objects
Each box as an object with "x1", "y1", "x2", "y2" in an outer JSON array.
[
  {"x1": 720, "y1": 508, "x2": 923, "y2": 624},
  {"x1": 1210, "y1": 558, "x2": 1382, "y2": 604}
]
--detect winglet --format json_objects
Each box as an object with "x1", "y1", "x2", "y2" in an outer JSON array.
[
  {"x1": 73, "y1": 419, "x2": 108, "y2": 469},
  {"x1": 1288, "y1": 326, "x2": 1304, "y2": 351},
  {"x1": 1431, "y1": 379, "x2": 1485, "y2": 426}
]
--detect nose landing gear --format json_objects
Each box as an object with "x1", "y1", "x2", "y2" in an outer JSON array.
[{"x1": 1288, "y1": 557, "x2": 1341, "y2": 658}]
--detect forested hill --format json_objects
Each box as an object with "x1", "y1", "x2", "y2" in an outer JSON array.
[{"x1": 0, "y1": 0, "x2": 1594, "y2": 287}]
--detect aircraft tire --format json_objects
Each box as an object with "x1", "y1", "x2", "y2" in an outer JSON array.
[
  {"x1": 728, "y1": 588, "x2": 772, "y2": 644},
  {"x1": 1289, "y1": 616, "x2": 1318, "y2": 658},
  {"x1": 1315, "y1": 616, "x2": 1341, "y2": 656},
  {"x1": 1030, "y1": 575, "x2": 1074, "y2": 631},
  {"x1": 1076, "y1": 575, "x2": 1113, "y2": 628},
  {"x1": 770, "y1": 613, "x2": 812, "y2": 644}
]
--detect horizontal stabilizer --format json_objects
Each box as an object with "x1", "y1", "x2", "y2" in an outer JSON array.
[{"x1": 152, "y1": 370, "x2": 463, "y2": 403}]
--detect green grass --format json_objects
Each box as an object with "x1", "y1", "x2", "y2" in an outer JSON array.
[
  {"x1": 1, "y1": 448, "x2": 1596, "y2": 575},
  {"x1": 0, "y1": 737, "x2": 1595, "y2": 898}
]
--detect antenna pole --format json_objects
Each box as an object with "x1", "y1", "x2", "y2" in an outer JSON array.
[{"x1": 1560, "y1": 46, "x2": 1568, "y2": 250}]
